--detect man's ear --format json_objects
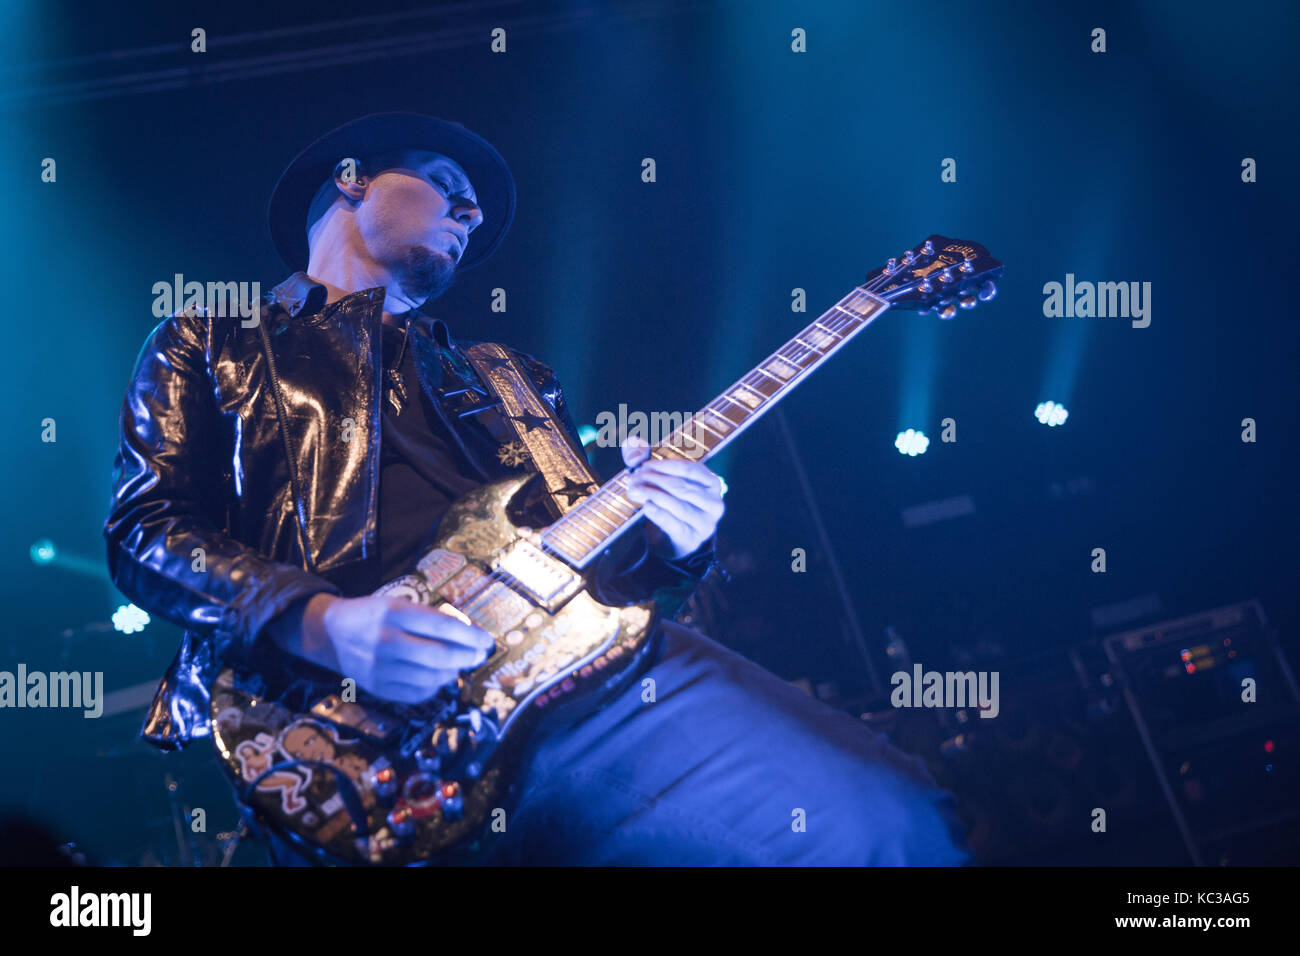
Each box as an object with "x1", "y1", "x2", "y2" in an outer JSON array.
[{"x1": 332, "y1": 157, "x2": 368, "y2": 201}]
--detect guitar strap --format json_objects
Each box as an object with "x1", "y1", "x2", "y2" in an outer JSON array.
[{"x1": 464, "y1": 343, "x2": 600, "y2": 515}]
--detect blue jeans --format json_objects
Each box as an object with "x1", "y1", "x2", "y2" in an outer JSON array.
[{"x1": 262, "y1": 621, "x2": 971, "y2": 866}]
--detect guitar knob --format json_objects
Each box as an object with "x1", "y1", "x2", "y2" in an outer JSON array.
[
  {"x1": 440, "y1": 781, "x2": 464, "y2": 821},
  {"x1": 959, "y1": 295, "x2": 978, "y2": 309},
  {"x1": 938, "y1": 303, "x2": 957, "y2": 320},
  {"x1": 370, "y1": 766, "x2": 398, "y2": 806},
  {"x1": 978, "y1": 280, "x2": 998, "y2": 301},
  {"x1": 441, "y1": 794, "x2": 464, "y2": 821},
  {"x1": 387, "y1": 807, "x2": 416, "y2": 842}
]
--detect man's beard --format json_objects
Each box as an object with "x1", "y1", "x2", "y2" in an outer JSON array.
[{"x1": 396, "y1": 245, "x2": 457, "y2": 304}]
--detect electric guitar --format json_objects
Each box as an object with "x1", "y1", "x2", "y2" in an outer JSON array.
[{"x1": 209, "y1": 235, "x2": 1004, "y2": 864}]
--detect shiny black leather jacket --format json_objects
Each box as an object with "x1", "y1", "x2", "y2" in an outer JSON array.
[{"x1": 104, "y1": 273, "x2": 716, "y2": 750}]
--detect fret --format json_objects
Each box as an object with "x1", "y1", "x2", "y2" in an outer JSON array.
[
  {"x1": 695, "y1": 410, "x2": 731, "y2": 435},
  {"x1": 602, "y1": 495, "x2": 639, "y2": 521},
  {"x1": 743, "y1": 371, "x2": 783, "y2": 397},
  {"x1": 544, "y1": 529, "x2": 590, "y2": 557},
  {"x1": 729, "y1": 384, "x2": 765, "y2": 409},
  {"x1": 604, "y1": 474, "x2": 633, "y2": 495},
  {"x1": 840, "y1": 294, "x2": 877, "y2": 317},
  {"x1": 788, "y1": 344, "x2": 823, "y2": 368},
  {"x1": 763, "y1": 356, "x2": 799, "y2": 380},
  {"x1": 594, "y1": 496, "x2": 634, "y2": 522},
  {"x1": 713, "y1": 399, "x2": 749, "y2": 426},
  {"x1": 559, "y1": 511, "x2": 603, "y2": 542},
  {"x1": 559, "y1": 521, "x2": 602, "y2": 549},
  {"x1": 582, "y1": 505, "x2": 620, "y2": 533},
  {"x1": 685, "y1": 419, "x2": 717, "y2": 453},
  {"x1": 655, "y1": 433, "x2": 707, "y2": 459},
  {"x1": 569, "y1": 517, "x2": 609, "y2": 545},
  {"x1": 651, "y1": 442, "x2": 691, "y2": 461},
  {"x1": 801, "y1": 326, "x2": 836, "y2": 350}
]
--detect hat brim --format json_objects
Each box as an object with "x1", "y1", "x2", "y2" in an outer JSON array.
[{"x1": 268, "y1": 112, "x2": 515, "y2": 272}]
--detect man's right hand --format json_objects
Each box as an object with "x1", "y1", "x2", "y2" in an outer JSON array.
[{"x1": 269, "y1": 593, "x2": 496, "y2": 704}]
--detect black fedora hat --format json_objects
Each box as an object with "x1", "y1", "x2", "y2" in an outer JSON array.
[{"x1": 268, "y1": 112, "x2": 515, "y2": 272}]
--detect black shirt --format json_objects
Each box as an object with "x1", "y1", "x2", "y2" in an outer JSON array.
[{"x1": 376, "y1": 320, "x2": 483, "y2": 583}]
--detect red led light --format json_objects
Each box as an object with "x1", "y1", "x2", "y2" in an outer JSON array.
[{"x1": 1265, "y1": 740, "x2": 1275, "y2": 754}]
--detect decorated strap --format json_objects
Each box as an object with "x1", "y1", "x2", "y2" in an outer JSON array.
[{"x1": 464, "y1": 343, "x2": 599, "y2": 514}]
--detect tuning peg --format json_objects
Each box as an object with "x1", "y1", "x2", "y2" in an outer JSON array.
[
  {"x1": 959, "y1": 260, "x2": 974, "y2": 274},
  {"x1": 938, "y1": 303, "x2": 957, "y2": 320},
  {"x1": 978, "y1": 280, "x2": 998, "y2": 301},
  {"x1": 959, "y1": 295, "x2": 978, "y2": 309},
  {"x1": 922, "y1": 240, "x2": 934, "y2": 255}
]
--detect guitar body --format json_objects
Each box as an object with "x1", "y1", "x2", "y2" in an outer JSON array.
[{"x1": 209, "y1": 475, "x2": 660, "y2": 865}]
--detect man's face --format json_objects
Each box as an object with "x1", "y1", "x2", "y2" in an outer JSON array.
[{"x1": 352, "y1": 148, "x2": 483, "y2": 303}]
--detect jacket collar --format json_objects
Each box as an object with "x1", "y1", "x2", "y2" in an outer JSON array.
[{"x1": 269, "y1": 271, "x2": 455, "y2": 346}]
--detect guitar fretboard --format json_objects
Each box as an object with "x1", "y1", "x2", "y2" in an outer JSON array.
[{"x1": 541, "y1": 285, "x2": 891, "y2": 569}]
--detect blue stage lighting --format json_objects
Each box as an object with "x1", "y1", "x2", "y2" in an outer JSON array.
[
  {"x1": 112, "y1": 604, "x2": 150, "y2": 634},
  {"x1": 30, "y1": 539, "x2": 56, "y2": 564},
  {"x1": 578, "y1": 424, "x2": 598, "y2": 446},
  {"x1": 895, "y1": 429, "x2": 930, "y2": 456},
  {"x1": 1035, "y1": 401, "x2": 1069, "y2": 426}
]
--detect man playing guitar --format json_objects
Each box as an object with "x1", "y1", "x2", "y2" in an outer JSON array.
[{"x1": 104, "y1": 112, "x2": 971, "y2": 865}]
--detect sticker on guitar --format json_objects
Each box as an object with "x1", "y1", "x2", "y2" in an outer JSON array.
[{"x1": 234, "y1": 719, "x2": 370, "y2": 819}]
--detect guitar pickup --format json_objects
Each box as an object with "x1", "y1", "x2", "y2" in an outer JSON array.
[{"x1": 492, "y1": 539, "x2": 583, "y2": 610}]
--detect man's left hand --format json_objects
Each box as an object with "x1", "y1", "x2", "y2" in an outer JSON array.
[{"x1": 621, "y1": 435, "x2": 725, "y2": 560}]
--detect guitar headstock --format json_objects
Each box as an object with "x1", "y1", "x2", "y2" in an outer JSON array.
[{"x1": 865, "y1": 235, "x2": 1003, "y2": 318}]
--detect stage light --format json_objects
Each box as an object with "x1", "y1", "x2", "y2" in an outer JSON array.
[
  {"x1": 112, "y1": 604, "x2": 150, "y2": 635},
  {"x1": 895, "y1": 429, "x2": 929, "y2": 456},
  {"x1": 30, "y1": 539, "x2": 57, "y2": 564},
  {"x1": 578, "y1": 424, "x2": 598, "y2": 446},
  {"x1": 1035, "y1": 401, "x2": 1069, "y2": 426}
]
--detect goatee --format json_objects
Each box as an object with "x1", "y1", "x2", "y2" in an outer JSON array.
[{"x1": 397, "y1": 245, "x2": 457, "y2": 303}]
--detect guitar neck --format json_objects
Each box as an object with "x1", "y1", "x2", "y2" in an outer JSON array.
[{"x1": 541, "y1": 285, "x2": 892, "y2": 569}]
